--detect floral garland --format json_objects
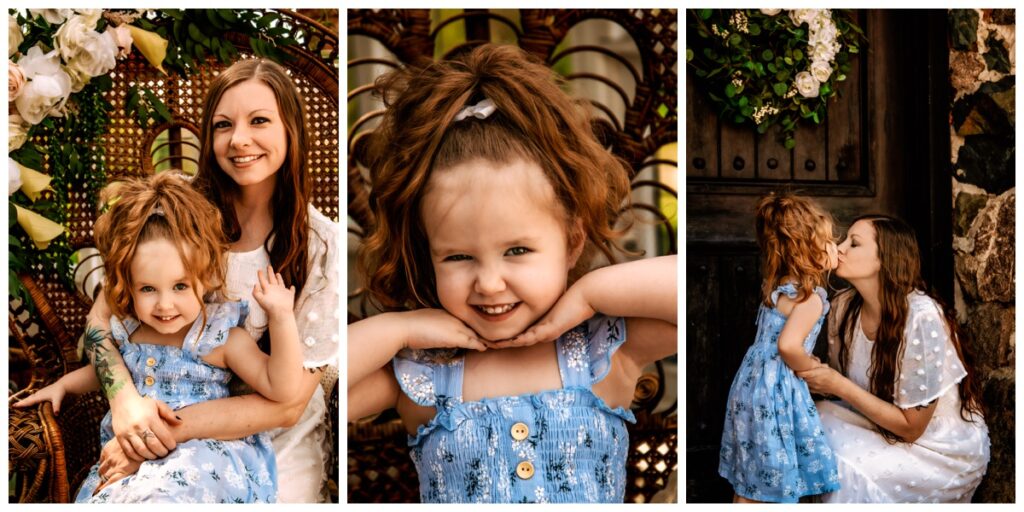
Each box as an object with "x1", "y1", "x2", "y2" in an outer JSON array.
[
  {"x1": 8, "y1": 8, "x2": 303, "y2": 307},
  {"x1": 686, "y1": 9, "x2": 863, "y2": 148}
]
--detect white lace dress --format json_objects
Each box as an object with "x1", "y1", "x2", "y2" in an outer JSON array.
[
  {"x1": 222, "y1": 205, "x2": 340, "y2": 503},
  {"x1": 817, "y1": 291, "x2": 990, "y2": 503}
]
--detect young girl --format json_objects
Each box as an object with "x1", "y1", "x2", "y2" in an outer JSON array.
[
  {"x1": 15, "y1": 172, "x2": 304, "y2": 502},
  {"x1": 718, "y1": 194, "x2": 841, "y2": 503},
  {"x1": 348, "y1": 44, "x2": 677, "y2": 503}
]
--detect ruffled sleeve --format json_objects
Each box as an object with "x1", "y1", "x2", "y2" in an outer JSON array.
[
  {"x1": 584, "y1": 314, "x2": 627, "y2": 385},
  {"x1": 894, "y1": 293, "x2": 968, "y2": 408},
  {"x1": 187, "y1": 301, "x2": 249, "y2": 358},
  {"x1": 393, "y1": 349, "x2": 452, "y2": 407},
  {"x1": 293, "y1": 206, "x2": 341, "y2": 370},
  {"x1": 771, "y1": 283, "x2": 829, "y2": 315}
]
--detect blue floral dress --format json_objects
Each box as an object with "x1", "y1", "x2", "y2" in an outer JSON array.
[
  {"x1": 75, "y1": 302, "x2": 277, "y2": 503},
  {"x1": 718, "y1": 283, "x2": 840, "y2": 502},
  {"x1": 393, "y1": 314, "x2": 636, "y2": 503}
]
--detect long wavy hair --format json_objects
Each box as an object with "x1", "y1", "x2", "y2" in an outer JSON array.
[
  {"x1": 360, "y1": 44, "x2": 632, "y2": 311},
  {"x1": 755, "y1": 193, "x2": 835, "y2": 306},
  {"x1": 192, "y1": 58, "x2": 310, "y2": 304},
  {"x1": 94, "y1": 172, "x2": 229, "y2": 326},
  {"x1": 835, "y1": 215, "x2": 984, "y2": 443}
]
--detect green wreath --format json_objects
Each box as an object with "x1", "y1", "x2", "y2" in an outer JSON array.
[{"x1": 686, "y1": 9, "x2": 863, "y2": 148}]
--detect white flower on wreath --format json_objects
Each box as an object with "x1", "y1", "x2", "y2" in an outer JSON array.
[
  {"x1": 788, "y1": 9, "x2": 821, "y2": 27},
  {"x1": 15, "y1": 45, "x2": 72, "y2": 125},
  {"x1": 106, "y1": 24, "x2": 134, "y2": 59},
  {"x1": 9, "y1": 15, "x2": 23, "y2": 57},
  {"x1": 795, "y1": 71, "x2": 820, "y2": 98},
  {"x1": 810, "y1": 60, "x2": 833, "y2": 83},
  {"x1": 760, "y1": 9, "x2": 781, "y2": 16},
  {"x1": 28, "y1": 9, "x2": 73, "y2": 25},
  {"x1": 55, "y1": 13, "x2": 118, "y2": 92},
  {"x1": 9, "y1": 158, "x2": 23, "y2": 195},
  {"x1": 9, "y1": 114, "x2": 31, "y2": 151},
  {"x1": 10, "y1": 60, "x2": 25, "y2": 100}
]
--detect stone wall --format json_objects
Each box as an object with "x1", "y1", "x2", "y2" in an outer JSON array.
[{"x1": 948, "y1": 8, "x2": 1015, "y2": 503}]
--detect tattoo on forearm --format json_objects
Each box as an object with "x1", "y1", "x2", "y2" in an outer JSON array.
[{"x1": 83, "y1": 326, "x2": 125, "y2": 400}]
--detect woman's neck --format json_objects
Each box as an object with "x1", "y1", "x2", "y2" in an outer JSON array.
[
  {"x1": 851, "y1": 278, "x2": 882, "y2": 319},
  {"x1": 232, "y1": 184, "x2": 275, "y2": 251}
]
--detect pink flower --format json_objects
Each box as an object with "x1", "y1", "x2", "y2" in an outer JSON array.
[
  {"x1": 106, "y1": 24, "x2": 134, "y2": 59},
  {"x1": 9, "y1": 60, "x2": 25, "y2": 100}
]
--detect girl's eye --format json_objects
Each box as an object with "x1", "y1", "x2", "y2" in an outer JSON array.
[
  {"x1": 506, "y1": 247, "x2": 530, "y2": 256},
  {"x1": 140, "y1": 286, "x2": 155, "y2": 293},
  {"x1": 251, "y1": 117, "x2": 270, "y2": 125},
  {"x1": 443, "y1": 254, "x2": 471, "y2": 262},
  {"x1": 213, "y1": 120, "x2": 231, "y2": 129},
  {"x1": 174, "y1": 283, "x2": 189, "y2": 291}
]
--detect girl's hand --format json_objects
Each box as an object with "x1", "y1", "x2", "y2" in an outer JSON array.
[
  {"x1": 110, "y1": 395, "x2": 181, "y2": 461},
  {"x1": 490, "y1": 285, "x2": 595, "y2": 348},
  {"x1": 13, "y1": 381, "x2": 68, "y2": 414},
  {"x1": 251, "y1": 265, "x2": 296, "y2": 322},
  {"x1": 95, "y1": 438, "x2": 142, "y2": 494},
  {"x1": 797, "y1": 363, "x2": 845, "y2": 396},
  {"x1": 402, "y1": 309, "x2": 487, "y2": 352}
]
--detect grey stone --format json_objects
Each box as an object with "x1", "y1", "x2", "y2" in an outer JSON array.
[
  {"x1": 987, "y1": 9, "x2": 1015, "y2": 25},
  {"x1": 961, "y1": 302, "x2": 1015, "y2": 372},
  {"x1": 950, "y1": 51, "x2": 987, "y2": 94},
  {"x1": 952, "y1": 87, "x2": 1014, "y2": 137},
  {"x1": 955, "y1": 137, "x2": 1015, "y2": 193},
  {"x1": 983, "y1": 32, "x2": 1011, "y2": 74},
  {"x1": 973, "y1": 368, "x2": 1015, "y2": 503},
  {"x1": 955, "y1": 192, "x2": 989, "y2": 237},
  {"x1": 949, "y1": 9, "x2": 980, "y2": 51},
  {"x1": 954, "y1": 190, "x2": 1015, "y2": 302}
]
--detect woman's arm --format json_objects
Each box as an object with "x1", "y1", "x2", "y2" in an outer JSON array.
[
  {"x1": 798, "y1": 365, "x2": 938, "y2": 442},
  {"x1": 86, "y1": 292, "x2": 181, "y2": 460},
  {"x1": 169, "y1": 369, "x2": 322, "y2": 442}
]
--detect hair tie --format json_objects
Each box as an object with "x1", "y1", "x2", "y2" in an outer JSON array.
[
  {"x1": 454, "y1": 98, "x2": 496, "y2": 122},
  {"x1": 150, "y1": 205, "x2": 165, "y2": 217}
]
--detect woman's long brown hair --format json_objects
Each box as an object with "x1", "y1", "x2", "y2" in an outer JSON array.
[
  {"x1": 193, "y1": 58, "x2": 311, "y2": 351},
  {"x1": 835, "y1": 215, "x2": 984, "y2": 443},
  {"x1": 360, "y1": 44, "x2": 632, "y2": 311}
]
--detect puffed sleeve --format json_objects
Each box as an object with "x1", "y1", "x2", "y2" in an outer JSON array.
[
  {"x1": 585, "y1": 314, "x2": 627, "y2": 385},
  {"x1": 190, "y1": 301, "x2": 249, "y2": 358},
  {"x1": 293, "y1": 206, "x2": 340, "y2": 370},
  {"x1": 894, "y1": 295, "x2": 968, "y2": 408},
  {"x1": 392, "y1": 349, "x2": 440, "y2": 407}
]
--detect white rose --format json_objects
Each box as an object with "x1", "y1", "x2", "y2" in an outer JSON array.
[
  {"x1": 9, "y1": 114, "x2": 30, "y2": 151},
  {"x1": 795, "y1": 71, "x2": 820, "y2": 98},
  {"x1": 9, "y1": 158, "x2": 23, "y2": 194},
  {"x1": 788, "y1": 9, "x2": 820, "y2": 27},
  {"x1": 28, "y1": 9, "x2": 72, "y2": 25},
  {"x1": 14, "y1": 46, "x2": 73, "y2": 124},
  {"x1": 55, "y1": 15, "x2": 117, "y2": 91},
  {"x1": 760, "y1": 9, "x2": 781, "y2": 16},
  {"x1": 106, "y1": 24, "x2": 134, "y2": 59},
  {"x1": 809, "y1": 19, "x2": 838, "y2": 47},
  {"x1": 810, "y1": 60, "x2": 833, "y2": 83},
  {"x1": 811, "y1": 40, "x2": 840, "y2": 63},
  {"x1": 9, "y1": 15, "x2": 23, "y2": 57},
  {"x1": 73, "y1": 9, "x2": 103, "y2": 26}
]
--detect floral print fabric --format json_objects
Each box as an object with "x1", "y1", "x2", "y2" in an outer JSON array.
[
  {"x1": 719, "y1": 284, "x2": 840, "y2": 502},
  {"x1": 392, "y1": 314, "x2": 635, "y2": 503},
  {"x1": 75, "y1": 302, "x2": 277, "y2": 503}
]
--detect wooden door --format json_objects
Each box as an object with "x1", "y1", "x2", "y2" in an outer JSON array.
[{"x1": 685, "y1": 10, "x2": 952, "y2": 502}]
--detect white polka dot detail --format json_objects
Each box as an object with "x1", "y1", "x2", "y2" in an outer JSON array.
[{"x1": 304, "y1": 336, "x2": 316, "y2": 347}]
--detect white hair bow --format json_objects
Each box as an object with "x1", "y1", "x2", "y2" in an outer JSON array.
[{"x1": 454, "y1": 98, "x2": 496, "y2": 122}]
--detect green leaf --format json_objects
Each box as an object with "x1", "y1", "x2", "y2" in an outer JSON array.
[
  {"x1": 784, "y1": 138, "x2": 796, "y2": 149},
  {"x1": 773, "y1": 83, "x2": 788, "y2": 96},
  {"x1": 811, "y1": 111, "x2": 820, "y2": 123},
  {"x1": 725, "y1": 83, "x2": 737, "y2": 98},
  {"x1": 187, "y1": 23, "x2": 204, "y2": 43},
  {"x1": 737, "y1": 96, "x2": 749, "y2": 107},
  {"x1": 748, "y1": 24, "x2": 761, "y2": 36},
  {"x1": 761, "y1": 49, "x2": 774, "y2": 61},
  {"x1": 698, "y1": 9, "x2": 712, "y2": 20},
  {"x1": 794, "y1": 49, "x2": 804, "y2": 62},
  {"x1": 784, "y1": 56, "x2": 793, "y2": 66},
  {"x1": 218, "y1": 9, "x2": 238, "y2": 23},
  {"x1": 686, "y1": 48, "x2": 694, "y2": 62},
  {"x1": 257, "y1": 13, "x2": 279, "y2": 28},
  {"x1": 728, "y1": 33, "x2": 741, "y2": 47}
]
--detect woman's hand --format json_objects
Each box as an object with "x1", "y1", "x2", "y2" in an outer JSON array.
[
  {"x1": 95, "y1": 438, "x2": 143, "y2": 494},
  {"x1": 13, "y1": 381, "x2": 68, "y2": 414},
  {"x1": 109, "y1": 395, "x2": 181, "y2": 461},
  {"x1": 402, "y1": 309, "x2": 487, "y2": 352},
  {"x1": 797, "y1": 362, "x2": 847, "y2": 396},
  {"x1": 251, "y1": 265, "x2": 296, "y2": 321},
  {"x1": 489, "y1": 285, "x2": 594, "y2": 348}
]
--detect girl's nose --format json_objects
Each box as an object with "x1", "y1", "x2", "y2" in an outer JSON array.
[{"x1": 473, "y1": 264, "x2": 507, "y2": 295}]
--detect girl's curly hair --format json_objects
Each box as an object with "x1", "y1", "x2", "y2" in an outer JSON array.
[
  {"x1": 93, "y1": 172, "x2": 229, "y2": 322},
  {"x1": 755, "y1": 193, "x2": 835, "y2": 306},
  {"x1": 360, "y1": 44, "x2": 632, "y2": 311}
]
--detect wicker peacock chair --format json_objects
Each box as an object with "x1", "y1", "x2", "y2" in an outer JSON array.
[
  {"x1": 347, "y1": 9, "x2": 678, "y2": 503},
  {"x1": 8, "y1": 10, "x2": 339, "y2": 503}
]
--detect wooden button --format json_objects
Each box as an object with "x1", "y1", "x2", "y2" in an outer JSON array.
[
  {"x1": 144, "y1": 376, "x2": 155, "y2": 386},
  {"x1": 515, "y1": 460, "x2": 534, "y2": 480},
  {"x1": 510, "y1": 422, "x2": 529, "y2": 441},
  {"x1": 145, "y1": 357, "x2": 157, "y2": 367}
]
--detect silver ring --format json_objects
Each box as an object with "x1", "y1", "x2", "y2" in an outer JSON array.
[
  {"x1": 99, "y1": 474, "x2": 108, "y2": 483},
  {"x1": 139, "y1": 429, "x2": 155, "y2": 440}
]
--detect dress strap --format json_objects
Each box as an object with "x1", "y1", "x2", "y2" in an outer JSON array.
[
  {"x1": 393, "y1": 348, "x2": 465, "y2": 408},
  {"x1": 556, "y1": 314, "x2": 627, "y2": 389}
]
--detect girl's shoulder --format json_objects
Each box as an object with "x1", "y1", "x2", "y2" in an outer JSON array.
[{"x1": 770, "y1": 282, "x2": 829, "y2": 315}]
